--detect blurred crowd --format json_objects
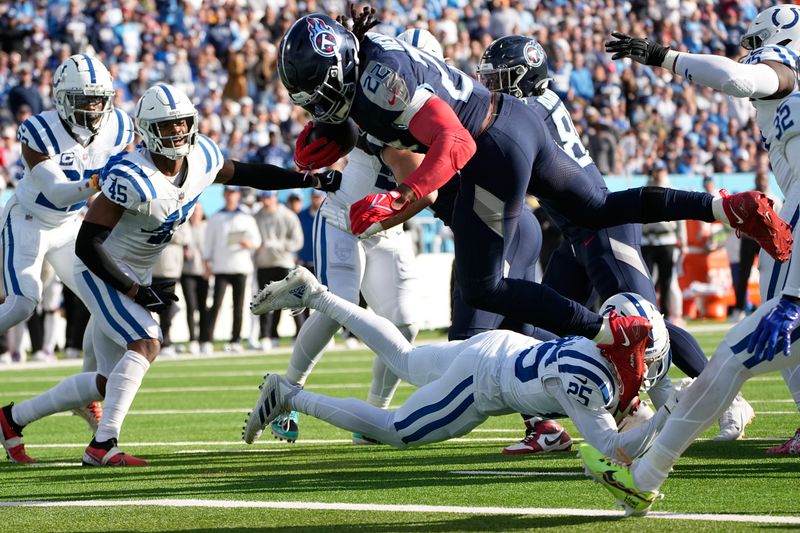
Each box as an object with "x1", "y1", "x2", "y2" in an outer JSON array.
[{"x1": 0, "y1": 0, "x2": 783, "y2": 189}]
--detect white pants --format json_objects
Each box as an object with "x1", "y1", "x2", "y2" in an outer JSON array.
[{"x1": 1, "y1": 196, "x2": 80, "y2": 301}]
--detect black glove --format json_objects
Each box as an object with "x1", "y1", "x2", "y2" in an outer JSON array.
[
  {"x1": 313, "y1": 169, "x2": 342, "y2": 193},
  {"x1": 605, "y1": 31, "x2": 670, "y2": 66},
  {"x1": 134, "y1": 280, "x2": 179, "y2": 313}
]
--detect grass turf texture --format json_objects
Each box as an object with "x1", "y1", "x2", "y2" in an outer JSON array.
[{"x1": 1, "y1": 327, "x2": 798, "y2": 531}]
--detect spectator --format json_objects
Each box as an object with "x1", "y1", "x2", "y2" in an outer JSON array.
[
  {"x1": 151, "y1": 222, "x2": 188, "y2": 358},
  {"x1": 181, "y1": 204, "x2": 211, "y2": 356},
  {"x1": 204, "y1": 186, "x2": 261, "y2": 353},
  {"x1": 7, "y1": 64, "x2": 41, "y2": 117},
  {"x1": 253, "y1": 190, "x2": 303, "y2": 349}
]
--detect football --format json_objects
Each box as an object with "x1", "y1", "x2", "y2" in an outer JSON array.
[{"x1": 308, "y1": 118, "x2": 359, "y2": 156}]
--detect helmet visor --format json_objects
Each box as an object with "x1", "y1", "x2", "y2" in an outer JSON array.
[
  {"x1": 477, "y1": 65, "x2": 525, "y2": 97},
  {"x1": 741, "y1": 29, "x2": 770, "y2": 50},
  {"x1": 65, "y1": 90, "x2": 114, "y2": 132},
  {"x1": 290, "y1": 66, "x2": 355, "y2": 124}
]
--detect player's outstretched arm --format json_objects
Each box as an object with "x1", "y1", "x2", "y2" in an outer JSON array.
[
  {"x1": 214, "y1": 159, "x2": 342, "y2": 193},
  {"x1": 606, "y1": 32, "x2": 794, "y2": 100},
  {"x1": 20, "y1": 144, "x2": 99, "y2": 208}
]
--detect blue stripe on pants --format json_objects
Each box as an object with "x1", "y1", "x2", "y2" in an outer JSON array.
[
  {"x1": 394, "y1": 376, "x2": 474, "y2": 431},
  {"x1": 81, "y1": 271, "x2": 134, "y2": 344}
]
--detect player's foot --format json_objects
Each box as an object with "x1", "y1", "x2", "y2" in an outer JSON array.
[
  {"x1": 714, "y1": 393, "x2": 755, "y2": 441},
  {"x1": 352, "y1": 432, "x2": 382, "y2": 445},
  {"x1": 596, "y1": 311, "x2": 650, "y2": 410},
  {"x1": 0, "y1": 404, "x2": 35, "y2": 464},
  {"x1": 579, "y1": 443, "x2": 660, "y2": 517},
  {"x1": 250, "y1": 266, "x2": 327, "y2": 315},
  {"x1": 271, "y1": 411, "x2": 300, "y2": 443},
  {"x1": 243, "y1": 374, "x2": 299, "y2": 444},
  {"x1": 82, "y1": 438, "x2": 148, "y2": 467},
  {"x1": 767, "y1": 427, "x2": 800, "y2": 455},
  {"x1": 720, "y1": 190, "x2": 792, "y2": 261},
  {"x1": 502, "y1": 420, "x2": 573, "y2": 455},
  {"x1": 72, "y1": 401, "x2": 103, "y2": 433}
]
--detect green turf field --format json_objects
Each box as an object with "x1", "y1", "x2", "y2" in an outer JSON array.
[{"x1": 1, "y1": 327, "x2": 799, "y2": 532}]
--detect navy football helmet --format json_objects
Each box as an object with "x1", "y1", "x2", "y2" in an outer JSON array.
[
  {"x1": 477, "y1": 36, "x2": 550, "y2": 98},
  {"x1": 278, "y1": 14, "x2": 360, "y2": 123}
]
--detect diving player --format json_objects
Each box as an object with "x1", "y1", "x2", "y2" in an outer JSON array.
[
  {"x1": 0, "y1": 83, "x2": 340, "y2": 465},
  {"x1": 243, "y1": 267, "x2": 675, "y2": 463},
  {"x1": 581, "y1": 4, "x2": 800, "y2": 514},
  {"x1": 476, "y1": 35, "x2": 753, "y2": 452},
  {"x1": 276, "y1": 10, "x2": 791, "y2": 411}
]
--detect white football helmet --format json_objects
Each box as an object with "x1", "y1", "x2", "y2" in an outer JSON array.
[
  {"x1": 53, "y1": 54, "x2": 115, "y2": 136},
  {"x1": 600, "y1": 292, "x2": 670, "y2": 390},
  {"x1": 397, "y1": 28, "x2": 444, "y2": 60},
  {"x1": 135, "y1": 84, "x2": 198, "y2": 160},
  {"x1": 741, "y1": 5, "x2": 800, "y2": 52}
]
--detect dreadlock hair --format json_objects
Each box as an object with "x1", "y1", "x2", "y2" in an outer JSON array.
[{"x1": 337, "y1": 4, "x2": 380, "y2": 43}]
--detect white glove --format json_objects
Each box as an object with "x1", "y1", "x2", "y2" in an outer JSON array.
[{"x1": 319, "y1": 199, "x2": 351, "y2": 233}]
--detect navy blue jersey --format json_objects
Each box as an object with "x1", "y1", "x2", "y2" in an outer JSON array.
[
  {"x1": 525, "y1": 89, "x2": 605, "y2": 243},
  {"x1": 350, "y1": 33, "x2": 492, "y2": 151}
]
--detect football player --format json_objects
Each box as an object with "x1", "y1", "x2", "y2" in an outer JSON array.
[
  {"x1": 276, "y1": 9, "x2": 791, "y2": 414},
  {"x1": 244, "y1": 267, "x2": 675, "y2": 463},
  {"x1": 0, "y1": 84, "x2": 340, "y2": 465},
  {"x1": 580, "y1": 4, "x2": 800, "y2": 514},
  {"x1": 476, "y1": 36, "x2": 753, "y2": 452}
]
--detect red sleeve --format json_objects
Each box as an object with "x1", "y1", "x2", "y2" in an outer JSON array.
[{"x1": 405, "y1": 96, "x2": 476, "y2": 200}]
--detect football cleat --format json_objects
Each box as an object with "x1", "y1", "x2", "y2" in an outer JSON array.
[
  {"x1": 714, "y1": 393, "x2": 755, "y2": 441},
  {"x1": 721, "y1": 190, "x2": 793, "y2": 261},
  {"x1": 502, "y1": 420, "x2": 573, "y2": 455},
  {"x1": 597, "y1": 311, "x2": 650, "y2": 411},
  {"x1": 271, "y1": 411, "x2": 300, "y2": 443},
  {"x1": 82, "y1": 438, "x2": 148, "y2": 467},
  {"x1": 579, "y1": 443, "x2": 661, "y2": 517},
  {"x1": 352, "y1": 432, "x2": 382, "y2": 445},
  {"x1": 767, "y1": 427, "x2": 800, "y2": 455},
  {"x1": 251, "y1": 266, "x2": 326, "y2": 316},
  {"x1": 0, "y1": 404, "x2": 35, "y2": 464},
  {"x1": 72, "y1": 401, "x2": 103, "y2": 433},
  {"x1": 243, "y1": 374, "x2": 299, "y2": 444}
]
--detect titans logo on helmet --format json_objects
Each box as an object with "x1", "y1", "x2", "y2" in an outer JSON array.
[
  {"x1": 307, "y1": 17, "x2": 339, "y2": 58},
  {"x1": 524, "y1": 41, "x2": 546, "y2": 67}
]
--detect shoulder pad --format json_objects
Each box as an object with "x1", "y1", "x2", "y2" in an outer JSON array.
[
  {"x1": 101, "y1": 155, "x2": 156, "y2": 209},
  {"x1": 360, "y1": 59, "x2": 411, "y2": 113},
  {"x1": 557, "y1": 346, "x2": 617, "y2": 410},
  {"x1": 17, "y1": 115, "x2": 60, "y2": 156},
  {"x1": 742, "y1": 45, "x2": 800, "y2": 73},
  {"x1": 195, "y1": 134, "x2": 224, "y2": 175}
]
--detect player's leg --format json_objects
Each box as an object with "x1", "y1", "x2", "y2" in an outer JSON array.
[
  {"x1": 0, "y1": 203, "x2": 46, "y2": 332},
  {"x1": 361, "y1": 227, "x2": 419, "y2": 408},
  {"x1": 76, "y1": 268, "x2": 160, "y2": 466}
]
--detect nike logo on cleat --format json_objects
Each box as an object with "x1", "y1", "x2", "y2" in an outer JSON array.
[
  {"x1": 543, "y1": 434, "x2": 563, "y2": 446},
  {"x1": 619, "y1": 329, "x2": 630, "y2": 347},
  {"x1": 731, "y1": 209, "x2": 744, "y2": 225}
]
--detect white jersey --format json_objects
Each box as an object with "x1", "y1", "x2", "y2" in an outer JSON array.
[
  {"x1": 742, "y1": 45, "x2": 800, "y2": 300},
  {"x1": 470, "y1": 332, "x2": 618, "y2": 417},
  {"x1": 16, "y1": 109, "x2": 134, "y2": 228},
  {"x1": 326, "y1": 146, "x2": 396, "y2": 209},
  {"x1": 81, "y1": 134, "x2": 223, "y2": 282}
]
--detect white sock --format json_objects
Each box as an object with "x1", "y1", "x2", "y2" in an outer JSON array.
[
  {"x1": 711, "y1": 197, "x2": 729, "y2": 225},
  {"x1": 42, "y1": 312, "x2": 58, "y2": 354},
  {"x1": 94, "y1": 350, "x2": 150, "y2": 442},
  {"x1": 12, "y1": 372, "x2": 101, "y2": 427},
  {"x1": 286, "y1": 311, "x2": 340, "y2": 386},
  {"x1": 633, "y1": 347, "x2": 746, "y2": 492},
  {"x1": 0, "y1": 295, "x2": 36, "y2": 334},
  {"x1": 592, "y1": 315, "x2": 613, "y2": 344},
  {"x1": 367, "y1": 324, "x2": 417, "y2": 408}
]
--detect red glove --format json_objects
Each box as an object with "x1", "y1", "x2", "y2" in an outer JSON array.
[
  {"x1": 294, "y1": 122, "x2": 342, "y2": 170},
  {"x1": 349, "y1": 191, "x2": 409, "y2": 235},
  {"x1": 597, "y1": 311, "x2": 650, "y2": 411}
]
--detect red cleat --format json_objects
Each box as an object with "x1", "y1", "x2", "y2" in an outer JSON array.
[
  {"x1": 721, "y1": 190, "x2": 793, "y2": 262},
  {"x1": 0, "y1": 404, "x2": 35, "y2": 464},
  {"x1": 597, "y1": 312, "x2": 650, "y2": 410},
  {"x1": 502, "y1": 420, "x2": 573, "y2": 455},
  {"x1": 72, "y1": 401, "x2": 103, "y2": 432},
  {"x1": 767, "y1": 427, "x2": 800, "y2": 455},
  {"x1": 82, "y1": 439, "x2": 148, "y2": 467}
]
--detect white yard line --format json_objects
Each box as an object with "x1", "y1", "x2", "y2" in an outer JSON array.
[
  {"x1": 451, "y1": 470, "x2": 582, "y2": 477},
  {"x1": 0, "y1": 499, "x2": 797, "y2": 524}
]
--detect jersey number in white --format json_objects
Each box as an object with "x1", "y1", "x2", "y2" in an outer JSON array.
[
  {"x1": 551, "y1": 105, "x2": 593, "y2": 168},
  {"x1": 107, "y1": 179, "x2": 128, "y2": 204}
]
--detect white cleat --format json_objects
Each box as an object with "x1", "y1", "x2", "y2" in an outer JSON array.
[
  {"x1": 242, "y1": 374, "x2": 299, "y2": 444},
  {"x1": 250, "y1": 266, "x2": 326, "y2": 316},
  {"x1": 714, "y1": 394, "x2": 755, "y2": 441}
]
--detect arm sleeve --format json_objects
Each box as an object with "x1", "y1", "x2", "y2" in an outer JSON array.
[
  {"x1": 671, "y1": 52, "x2": 780, "y2": 99},
  {"x1": 75, "y1": 221, "x2": 136, "y2": 294},
  {"x1": 29, "y1": 158, "x2": 96, "y2": 208},
  {"x1": 546, "y1": 378, "x2": 669, "y2": 463},
  {"x1": 403, "y1": 96, "x2": 477, "y2": 200},
  {"x1": 227, "y1": 160, "x2": 315, "y2": 190}
]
